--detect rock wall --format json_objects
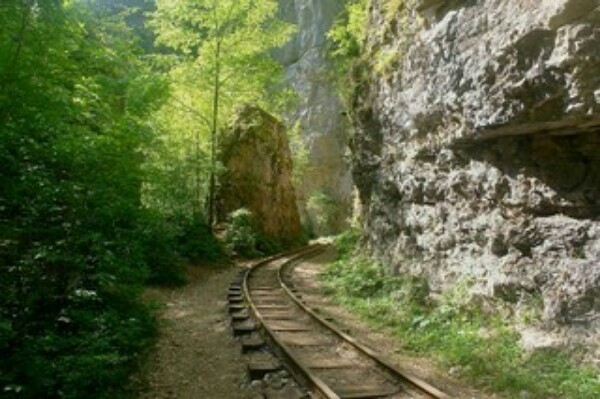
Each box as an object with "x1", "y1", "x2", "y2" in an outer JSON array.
[
  {"x1": 275, "y1": 0, "x2": 353, "y2": 236},
  {"x1": 352, "y1": 0, "x2": 600, "y2": 337},
  {"x1": 217, "y1": 105, "x2": 301, "y2": 244}
]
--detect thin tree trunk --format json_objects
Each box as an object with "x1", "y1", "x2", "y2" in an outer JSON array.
[
  {"x1": 195, "y1": 127, "x2": 202, "y2": 217},
  {"x1": 207, "y1": 4, "x2": 222, "y2": 229}
]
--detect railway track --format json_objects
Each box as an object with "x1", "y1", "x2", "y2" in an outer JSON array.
[{"x1": 229, "y1": 245, "x2": 451, "y2": 399}]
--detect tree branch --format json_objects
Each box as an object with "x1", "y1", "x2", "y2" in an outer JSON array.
[{"x1": 168, "y1": 96, "x2": 213, "y2": 129}]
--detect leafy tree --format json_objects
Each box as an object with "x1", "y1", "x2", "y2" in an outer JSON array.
[
  {"x1": 327, "y1": 0, "x2": 369, "y2": 104},
  {"x1": 328, "y1": 0, "x2": 369, "y2": 61},
  {"x1": 150, "y1": 0, "x2": 295, "y2": 226},
  {"x1": 0, "y1": 1, "x2": 172, "y2": 397}
]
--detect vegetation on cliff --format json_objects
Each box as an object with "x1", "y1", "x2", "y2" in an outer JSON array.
[{"x1": 327, "y1": 0, "x2": 420, "y2": 101}]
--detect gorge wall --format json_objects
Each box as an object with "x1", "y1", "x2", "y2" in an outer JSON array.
[
  {"x1": 276, "y1": 0, "x2": 353, "y2": 235},
  {"x1": 352, "y1": 0, "x2": 600, "y2": 345}
]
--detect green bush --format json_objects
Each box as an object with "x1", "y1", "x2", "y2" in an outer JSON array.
[
  {"x1": 324, "y1": 256, "x2": 384, "y2": 297},
  {"x1": 5, "y1": 296, "x2": 156, "y2": 399},
  {"x1": 306, "y1": 192, "x2": 340, "y2": 236},
  {"x1": 255, "y1": 232, "x2": 284, "y2": 255},
  {"x1": 333, "y1": 228, "x2": 361, "y2": 258},
  {"x1": 140, "y1": 212, "x2": 186, "y2": 286},
  {"x1": 224, "y1": 209, "x2": 291, "y2": 258},
  {"x1": 328, "y1": 0, "x2": 369, "y2": 61},
  {"x1": 178, "y1": 220, "x2": 224, "y2": 263},
  {"x1": 327, "y1": 0, "x2": 369, "y2": 106},
  {"x1": 225, "y1": 209, "x2": 260, "y2": 257}
]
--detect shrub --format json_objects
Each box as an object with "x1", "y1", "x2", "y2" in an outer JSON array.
[
  {"x1": 139, "y1": 212, "x2": 186, "y2": 286},
  {"x1": 306, "y1": 192, "x2": 340, "y2": 236},
  {"x1": 255, "y1": 232, "x2": 283, "y2": 255},
  {"x1": 0, "y1": 2, "x2": 165, "y2": 396},
  {"x1": 225, "y1": 209, "x2": 260, "y2": 258},
  {"x1": 333, "y1": 228, "x2": 361, "y2": 259},
  {"x1": 178, "y1": 220, "x2": 224, "y2": 263}
]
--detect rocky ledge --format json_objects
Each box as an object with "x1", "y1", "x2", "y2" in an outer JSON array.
[{"x1": 351, "y1": 0, "x2": 600, "y2": 357}]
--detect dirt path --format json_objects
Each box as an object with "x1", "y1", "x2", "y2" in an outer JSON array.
[
  {"x1": 136, "y1": 250, "x2": 491, "y2": 399},
  {"x1": 137, "y1": 262, "x2": 259, "y2": 399}
]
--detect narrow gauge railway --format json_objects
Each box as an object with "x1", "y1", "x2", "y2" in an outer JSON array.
[{"x1": 229, "y1": 246, "x2": 451, "y2": 399}]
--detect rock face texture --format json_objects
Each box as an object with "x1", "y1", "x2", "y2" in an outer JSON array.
[
  {"x1": 352, "y1": 0, "x2": 600, "y2": 333},
  {"x1": 275, "y1": 0, "x2": 353, "y2": 235},
  {"x1": 217, "y1": 105, "x2": 301, "y2": 244}
]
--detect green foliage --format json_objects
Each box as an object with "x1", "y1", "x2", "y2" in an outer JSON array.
[
  {"x1": 225, "y1": 209, "x2": 259, "y2": 258},
  {"x1": 5, "y1": 296, "x2": 157, "y2": 399},
  {"x1": 376, "y1": 0, "x2": 421, "y2": 77},
  {"x1": 224, "y1": 209, "x2": 286, "y2": 258},
  {"x1": 324, "y1": 256, "x2": 384, "y2": 297},
  {"x1": 383, "y1": 0, "x2": 407, "y2": 19},
  {"x1": 0, "y1": 0, "x2": 291, "y2": 396},
  {"x1": 327, "y1": 0, "x2": 369, "y2": 102},
  {"x1": 139, "y1": 211, "x2": 186, "y2": 286},
  {"x1": 328, "y1": 0, "x2": 369, "y2": 60},
  {"x1": 327, "y1": 0, "x2": 423, "y2": 108},
  {"x1": 255, "y1": 233, "x2": 285, "y2": 256},
  {"x1": 306, "y1": 191, "x2": 342, "y2": 236},
  {"x1": 0, "y1": 1, "x2": 199, "y2": 397},
  {"x1": 288, "y1": 121, "x2": 310, "y2": 190},
  {"x1": 333, "y1": 228, "x2": 362, "y2": 257},
  {"x1": 178, "y1": 220, "x2": 224, "y2": 263},
  {"x1": 322, "y1": 240, "x2": 600, "y2": 399},
  {"x1": 149, "y1": 0, "x2": 296, "y2": 220}
]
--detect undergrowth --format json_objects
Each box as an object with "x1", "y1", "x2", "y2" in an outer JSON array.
[
  {"x1": 224, "y1": 208, "x2": 302, "y2": 258},
  {"x1": 322, "y1": 231, "x2": 600, "y2": 399}
]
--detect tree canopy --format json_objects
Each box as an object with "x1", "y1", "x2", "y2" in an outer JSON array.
[{"x1": 150, "y1": 0, "x2": 295, "y2": 223}]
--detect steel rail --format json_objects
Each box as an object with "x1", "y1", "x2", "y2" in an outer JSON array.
[
  {"x1": 243, "y1": 245, "x2": 451, "y2": 399},
  {"x1": 244, "y1": 245, "x2": 338, "y2": 398},
  {"x1": 278, "y1": 251, "x2": 451, "y2": 399}
]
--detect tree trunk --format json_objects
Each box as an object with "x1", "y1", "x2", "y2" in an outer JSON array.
[
  {"x1": 207, "y1": 36, "x2": 221, "y2": 229},
  {"x1": 195, "y1": 126, "x2": 202, "y2": 217}
]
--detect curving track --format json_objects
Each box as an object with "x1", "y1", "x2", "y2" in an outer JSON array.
[{"x1": 231, "y1": 246, "x2": 451, "y2": 399}]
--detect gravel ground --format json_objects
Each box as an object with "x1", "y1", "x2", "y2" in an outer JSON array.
[{"x1": 136, "y1": 262, "x2": 259, "y2": 399}]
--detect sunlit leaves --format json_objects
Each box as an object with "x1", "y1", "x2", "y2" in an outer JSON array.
[
  {"x1": 328, "y1": 0, "x2": 369, "y2": 59},
  {"x1": 146, "y1": 0, "x2": 296, "y2": 220}
]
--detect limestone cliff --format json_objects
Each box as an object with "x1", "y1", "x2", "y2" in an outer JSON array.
[
  {"x1": 276, "y1": 0, "x2": 353, "y2": 235},
  {"x1": 351, "y1": 0, "x2": 600, "y2": 347},
  {"x1": 217, "y1": 105, "x2": 301, "y2": 244}
]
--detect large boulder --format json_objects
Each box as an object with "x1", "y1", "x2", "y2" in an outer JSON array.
[
  {"x1": 351, "y1": 0, "x2": 600, "y2": 340},
  {"x1": 217, "y1": 105, "x2": 302, "y2": 244}
]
